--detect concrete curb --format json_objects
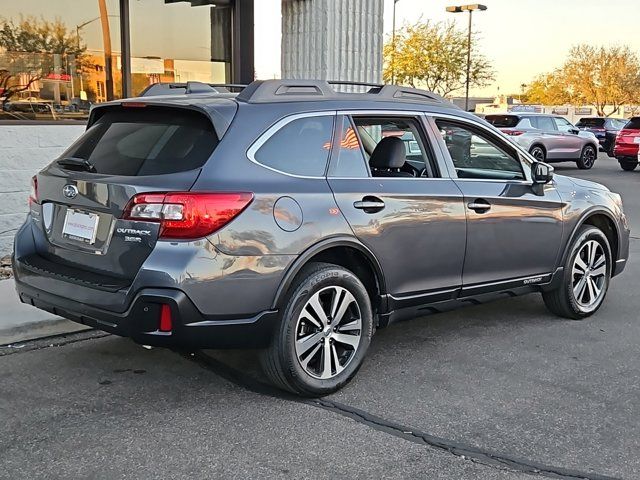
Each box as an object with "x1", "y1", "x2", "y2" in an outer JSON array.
[{"x1": 0, "y1": 278, "x2": 91, "y2": 345}]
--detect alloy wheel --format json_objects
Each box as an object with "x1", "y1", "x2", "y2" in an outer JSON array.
[
  {"x1": 581, "y1": 147, "x2": 596, "y2": 168},
  {"x1": 572, "y1": 240, "x2": 607, "y2": 310},
  {"x1": 531, "y1": 147, "x2": 545, "y2": 161},
  {"x1": 294, "y1": 286, "x2": 362, "y2": 379}
]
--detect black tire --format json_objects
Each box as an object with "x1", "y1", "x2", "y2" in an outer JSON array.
[
  {"x1": 619, "y1": 160, "x2": 638, "y2": 171},
  {"x1": 261, "y1": 262, "x2": 374, "y2": 396},
  {"x1": 542, "y1": 225, "x2": 611, "y2": 320},
  {"x1": 529, "y1": 145, "x2": 546, "y2": 162},
  {"x1": 576, "y1": 145, "x2": 597, "y2": 169}
]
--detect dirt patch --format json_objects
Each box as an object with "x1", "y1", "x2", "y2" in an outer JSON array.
[{"x1": 1, "y1": 255, "x2": 12, "y2": 279}]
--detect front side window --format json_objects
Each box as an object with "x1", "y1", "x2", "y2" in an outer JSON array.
[
  {"x1": 554, "y1": 117, "x2": 575, "y2": 132},
  {"x1": 436, "y1": 120, "x2": 525, "y2": 181},
  {"x1": 254, "y1": 116, "x2": 334, "y2": 177}
]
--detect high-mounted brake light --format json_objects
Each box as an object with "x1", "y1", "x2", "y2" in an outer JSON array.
[
  {"x1": 123, "y1": 192, "x2": 254, "y2": 240},
  {"x1": 28, "y1": 176, "x2": 38, "y2": 206}
]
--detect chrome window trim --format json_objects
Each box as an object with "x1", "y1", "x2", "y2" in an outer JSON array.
[
  {"x1": 246, "y1": 110, "x2": 338, "y2": 179},
  {"x1": 425, "y1": 111, "x2": 536, "y2": 183}
]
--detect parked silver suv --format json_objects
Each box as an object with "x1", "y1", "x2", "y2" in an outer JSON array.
[{"x1": 486, "y1": 114, "x2": 600, "y2": 169}]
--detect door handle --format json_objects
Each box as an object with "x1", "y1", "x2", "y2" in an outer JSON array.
[
  {"x1": 354, "y1": 196, "x2": 385, "y2": 213},
  {"x1": 467, "y1": 199, "x2": 491, "y2": 213}
]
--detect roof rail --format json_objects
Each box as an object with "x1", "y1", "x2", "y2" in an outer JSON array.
[
  {"x1": 139, "y1": 81, "x2": 248, "y2": 97},
  {"x1": 235, "y1": 79, "x2": 451, "y2": 106}
]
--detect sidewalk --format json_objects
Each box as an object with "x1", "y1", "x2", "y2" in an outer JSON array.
[{"x1": 0, "y1": 279, "x2": 90, "y2": 345}]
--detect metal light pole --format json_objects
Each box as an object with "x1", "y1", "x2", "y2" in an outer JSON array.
[
  {"x1": 391, "y1": 0, "x2": 400, "y2": 84},
  {"x1": 445, "y1": 4, "x2": 487, "y2": 111}
]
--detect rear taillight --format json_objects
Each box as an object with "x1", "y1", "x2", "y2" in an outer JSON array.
[
  {"x1": 503, "y1": 129, "x2": 525, "y2": 136},
  {"x1": 123, "y1": 192, "x2": 253, "y2": 239},
  {"x1": 28, "y1": 176, "x2": 38, "y2": 206}
]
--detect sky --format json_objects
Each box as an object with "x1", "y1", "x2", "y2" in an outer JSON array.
[{"x1": 255, "y1": 0, "x2": 640, "y2": 97}]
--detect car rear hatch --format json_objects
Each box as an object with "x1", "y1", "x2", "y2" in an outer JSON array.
[
  {"x1": 576, "y1": 118, "x2": 606, "y2": 139},
  {"x1": 616, "y1": 118, "x2": 640, "y2": 149},
  {"x1": 484, "y1": 114, "x2": 526, "y2": 136},
  {"x1": 25, "y1": 103, "x2": 231, "y2": 288}
]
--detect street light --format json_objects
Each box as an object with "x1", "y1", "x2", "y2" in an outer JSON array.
[
  {"x1": 76, "y1": 15, "x2": 119, "y2": 97},
  {"x1": 391, "y1": 0, "x2": 400, "y2": 84},
  {"x1": 445, "y1": 4, "x2": 487, "y2": 111}
]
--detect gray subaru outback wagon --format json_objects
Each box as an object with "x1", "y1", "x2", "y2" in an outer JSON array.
[{"x1": 13, "y1": 80, "x2": 630, "y2": 396}]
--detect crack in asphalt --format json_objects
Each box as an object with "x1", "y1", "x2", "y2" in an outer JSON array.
[
  {"x1": 185, "y1": 350, "x2": 621, "y2": 480},
  {"x1": 1, "y1": 331, "x2": 623, "y2": 479}
]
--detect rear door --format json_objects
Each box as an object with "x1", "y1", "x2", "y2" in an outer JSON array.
[
  {"x1": 327, "y1": 113, "x2": 466, "y2": 308},
  {"x1": 32, "y1": 105, "x2": 220, "y2": 281}
]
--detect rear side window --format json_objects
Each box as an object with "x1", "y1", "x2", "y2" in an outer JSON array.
[
  {"x1": 328, "y1": 116, "x2": 369, "y2": 177},
  {"x1": 61, "y1": 108, "x2": 218, "y2": 176},
  {"x1": 254, "y1": 116, "x2": 334, "y2": 176},
  {"x1": 485, "y1": 115, "x2": 520, "y2": 128},
  {"x1": 624, "y1": 118, "x2": 640, "y2": 130}
]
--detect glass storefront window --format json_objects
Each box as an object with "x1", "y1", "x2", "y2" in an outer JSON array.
[
  {"x1": 0, "y1": 0, "x2": 121, "y2": 121},
  {"x1": 129, "y1": 0, "x2": 228, "y2": 97}
]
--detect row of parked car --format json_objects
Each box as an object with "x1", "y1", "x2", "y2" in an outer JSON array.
[{"x1": 482, "y1": 113, "x2": 640, "y2": 172}]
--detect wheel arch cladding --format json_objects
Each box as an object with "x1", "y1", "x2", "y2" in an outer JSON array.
[
  {"x1": 568, "y1": 212, "x2": 619, "y2": 265},
  {"x1": 272, "y1": 239, "x2": 386, "y2": 314}
]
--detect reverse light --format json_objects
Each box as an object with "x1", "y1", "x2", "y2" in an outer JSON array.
[
  {"x1": 28, "y1": 176, "x2": 38, "y2": 206},
  {"x1": 123, "y1": 192, "x2": 254, "y2": 239}
]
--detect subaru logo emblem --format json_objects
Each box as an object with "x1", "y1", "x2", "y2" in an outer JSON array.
[{"x1": 62, "y1": 184, "x2": 78, "y2": 199}]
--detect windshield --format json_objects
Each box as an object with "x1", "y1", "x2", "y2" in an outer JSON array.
[{"x1": 576, "y1": 118, "x2": 605, "y2": 128}]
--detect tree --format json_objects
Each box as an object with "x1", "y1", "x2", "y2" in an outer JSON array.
[
  {"x1": 524, "y1": 71, "x2": 573, "y2": 105},
  {"x1": 383, "y1": 20, "x2": 494, "y2": 97},
  {"x1": 523, "y1": 45, "x2": 640, "y2": 115},
  {"x1": 563, "y1": 45, "x2": 640, "y2": 116},
  {"x1": 0, "y1": 16, "x2": 85, "y2": 107}
]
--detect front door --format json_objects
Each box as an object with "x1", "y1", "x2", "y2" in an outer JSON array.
[
  {"x1": 432, "y1": 117, "x2": 564, "y2": 293},
  {"x1": 327, "y1": 114, "x2": 467, "y2": 307}
]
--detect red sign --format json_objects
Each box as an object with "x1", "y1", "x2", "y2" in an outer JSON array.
[{"x1": 45, "y1": 73, "x2": 72, "y2": 81}]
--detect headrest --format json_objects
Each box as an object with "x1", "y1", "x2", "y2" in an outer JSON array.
[{"x1": 369, "y1": 136, "x2": 406, "y2": 169}]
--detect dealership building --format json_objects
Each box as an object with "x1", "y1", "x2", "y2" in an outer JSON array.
[{"x1": 0, "y1": 0, "x2": 384, "y2": 255}]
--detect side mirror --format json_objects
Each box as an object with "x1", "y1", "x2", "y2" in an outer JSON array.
[
  {"x1": 532, "y1": 162, "x2": 554, "y2": 184},
  {"x1": 569, "y1": 128, "x2": 580, "y2": 135}
]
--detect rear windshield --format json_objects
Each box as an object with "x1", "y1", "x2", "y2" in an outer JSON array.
[
  {"x1": 576, "y1": 118, "x2": 605, "y2": 127},
  {"x1": 485, "y1": 115, "x2": 520, "y2": 128},
  {"x1": 59, "y1": 107, "x2": 218, "y2": 176},
  {"x1": 623, "y1": 117, "x2": 640, "y2": 130}
]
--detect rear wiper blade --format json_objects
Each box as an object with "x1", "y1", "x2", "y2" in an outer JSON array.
[{"x1": 56, "y1": 157, "x2": 97, "y2": 173}]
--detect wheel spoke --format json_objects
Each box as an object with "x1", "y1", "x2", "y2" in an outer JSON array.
[
  {"x1": 588, "y1": 242, "x2": 598, "y2": 266},
  {"x1": 306, "y1": 294, "x2": 329, "y2": 326},
  {"x1": 589, "y1": 277, "x2": 602, "y2": 298},
  {"x1": 331, "y1": 344, "x2": 344, "y2": 375},
  {"x1": 591, "y1": 264, "x2": 606, "y2": 277},
  {"x1": 332, "y1": 332, "x2": 360, "y2": 349},
  {"x1": 299, "y1": 343, "x2": 322, "y2": 369},
  {"x1": 332, "y1": 290, "x2": 355, "y2": 325},
  {"x1": 586, "y1": 276, "x2": 597, "y2": 302},
  {"x1": 320, "y1": 341, "x2": 332, "y2": 379},
  {"x1": 573, "y1": 255, "x2": 588, "y2": 275},
  {"x1": 295, "y1": 331, "x2": 324, "y2": 357},
  {"x1": 573, "y1": 276, "x2": 588, "y2": 303},
  {"x1": 338, "y1": 319, "x2": 361, "y2": 332}
]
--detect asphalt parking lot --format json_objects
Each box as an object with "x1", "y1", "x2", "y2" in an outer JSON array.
[{"x1": 1, "y1": 154, "x2": 639, "y2": 480}]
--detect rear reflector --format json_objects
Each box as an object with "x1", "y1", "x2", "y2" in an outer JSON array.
[
  {"x1": 159, "y1": 304, "x2": 173, "y2": 332},
  {"x1": 123, "y1": 191, "x2": 254, "y2": 239}
]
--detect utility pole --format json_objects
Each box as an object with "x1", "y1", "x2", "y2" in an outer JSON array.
[
  {"x1": 445, "y1": 4, "x2": 487, "y2": 111},
  {"x1": 391, "y1": 0, "x2": 400, "y2": 84},
  {"x1": 98, "y1": 0, "x2": 114, "y2": 101}
]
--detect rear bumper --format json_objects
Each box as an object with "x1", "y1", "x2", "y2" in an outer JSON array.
[
  {"x1": 614, "y1": 144, "x2": 639, "y2": 157},
  {"x1": 14, "y1": 279, "x2": 279, "y2": 349}
]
